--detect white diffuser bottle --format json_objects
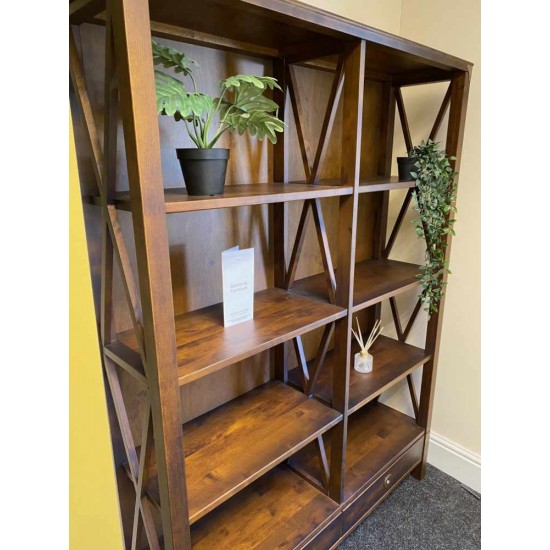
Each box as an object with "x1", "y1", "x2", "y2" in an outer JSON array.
[
  {"x1": 354, "y1": 350, "x2": 373, "y2": 373},
  {"x1": 351, "y1": 317, "x2": 382, "y2": 375}
]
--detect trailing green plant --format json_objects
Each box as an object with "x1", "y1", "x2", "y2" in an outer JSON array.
[
  {"x1": 409, "y1": 140, "x2": 458, "y2": 317},
  {"x1": 152, "y1": 39, "x2": 285, "y2": 148}
]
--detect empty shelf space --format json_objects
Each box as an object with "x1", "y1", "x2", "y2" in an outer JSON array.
[
  {"x1": 288, "y1": 335, "x2": 430, "y2": 414},
  {"x1": 91, "y1": 183, "x2": 352, "y2": 213},
  {"x1": 292, "y1": 259, "x2": 420, "y2": 311},
  {"x1": 289, "y1": 402, "x2": 424, "y2": 502},
  {"x1": 117, "y1": 287, "x2": 346, "y2": 385},
  {"x1": 359, "y1": 176, "x2": 416, "y2": 193},
  {"x1": 144, "y1": 381, "x2": 342, "y2": 524},
  {"x1": 191, "y1": 465, "x2": 340, "y2": 549}
]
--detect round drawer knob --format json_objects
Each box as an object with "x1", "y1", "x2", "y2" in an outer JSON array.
[{"x1": 384, "y1": 474, "x2": 393, "y2": 487}]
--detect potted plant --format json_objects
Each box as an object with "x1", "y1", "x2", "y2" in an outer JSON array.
[
  {"x1": 410, "y1": 140, "x2": 458, "y2": 316},
  {"x1": 397, "y1": 151, "x2": 418, "y2": 181},
  {"x1": 152, "y1": 39, "x2": 285, "y2": 196}
]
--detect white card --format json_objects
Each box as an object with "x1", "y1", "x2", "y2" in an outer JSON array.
[{"x1": 222, "y1": 246, "x2": 254, "y2": 327}]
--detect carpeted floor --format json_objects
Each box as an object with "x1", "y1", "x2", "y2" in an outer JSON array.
[{"x1": 339, "y1": 465, "x2": 481, "y2": 550}]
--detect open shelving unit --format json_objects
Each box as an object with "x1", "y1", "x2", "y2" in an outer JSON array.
[{"x1": 69, "y1": 0, "x2": 472, "y2": 548}]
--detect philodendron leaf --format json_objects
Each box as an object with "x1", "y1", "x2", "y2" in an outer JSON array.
[
  {"x1": 152, "y1": 39, "x2": 197, "y2": 75},
  {"x1": 223, "y1": 110, "x2": 285, "y2": 144},
  {"x1": 154, "y1": 71, "x2": 213, "y2": 119}
]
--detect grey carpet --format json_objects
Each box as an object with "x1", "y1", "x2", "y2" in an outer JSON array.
[{"x1": 339, "y1": 465, "x2": 480, "y2": 550}]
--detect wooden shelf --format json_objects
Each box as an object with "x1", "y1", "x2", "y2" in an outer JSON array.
[
  {"x1": 292, "y1": 259, "x2": 420, "y2": 312},
  {"x1": 359, "y1": 176, "x2": 416, "y2": 193},
  {"x1": 288, "y1": 335, "x2": 430, "y2": 414},
  {"x1": 89, "y1": 178, "x2": 414, "y2": 213},
  {"x1": 190, "y1": 465, "x2": 339, "y2": 549},
  {"x1": 144, "y1": 381, "x2": 342, "y2": 524},
  {"x1": 96, "y1": 182, "x2": 352, "y2": 214},
  {"x1": 117, "y1": 288, "x2": 346, "y2": 385},
  {"x1": 289, "y1": 402, "x2": 424, "y2": 502}
]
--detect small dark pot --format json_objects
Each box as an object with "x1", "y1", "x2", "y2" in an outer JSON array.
[
  {"x1": 176, "y1": 148, "x2": 230, "y2": 196},
  {"x1": 397, "y1": 156, "x2": 418, "y2": 182}
]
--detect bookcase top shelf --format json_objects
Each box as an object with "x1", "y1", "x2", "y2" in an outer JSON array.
[
  {"x1": 89, "y1": 177, "x2": 415, "y2": 214},
  {"x1": 70, "y1": 0, "x2": 472, "y2": 83}
]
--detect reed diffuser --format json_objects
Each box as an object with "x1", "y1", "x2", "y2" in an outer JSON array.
[{"x1": 351, "y1": 318, "x2": 382, "y2": 374}]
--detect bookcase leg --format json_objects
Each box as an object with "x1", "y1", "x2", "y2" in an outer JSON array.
[
  {"x1": 412, "y1": 70, "x2": 471, "y2": 481},
  {"x1": 329, "y1": 40, "x2": 365, "y2": 502}
]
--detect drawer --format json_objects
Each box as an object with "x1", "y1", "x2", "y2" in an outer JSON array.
[
  {"x1": 302, "y1": 513, "x2": 341, "y2": 550},
  {"x1": 342, "y1": 437, "x2": 423, "y2": 533}
]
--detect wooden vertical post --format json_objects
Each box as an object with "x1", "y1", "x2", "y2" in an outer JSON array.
[
  {"x1": 412, "y1": 70, "x2": 470, "y2": 480},
  {"x1": 329, "y1": 40, "x2": 365, "y2": 502},
  {"x1": 368, "y1": 81, "x2": 395, "y2": 330},
  {"x1": 272, "y1": 57, "x2": 289, "y2": 382},
  {"x1": 110, "y1": 0, "x2": 191, "y2": 547}
]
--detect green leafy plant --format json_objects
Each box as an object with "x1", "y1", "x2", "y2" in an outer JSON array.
[
  {"x1": 152, "y1": 39, "x2": 285, "y2": 148},
  {"x1": 410, "y1": 140, "x2": 458, "y2": 317}
]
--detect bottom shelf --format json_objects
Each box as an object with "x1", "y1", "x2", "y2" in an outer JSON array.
[
  {"x1": 289, "y1": 402, "x2": 424, "y2": 502},
  {"x1": 191, "y1": 465, "x2": 340, "y2": 549}
]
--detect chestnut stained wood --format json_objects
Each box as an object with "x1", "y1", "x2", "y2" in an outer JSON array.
[
  {"x1": 117, "y1": 288, "x2": 346, "y2": 385},
  {"x1": 144, "y1": 381, "x2": 342, "y2": 524},
  {"x1": 102, "y1": 182, "x2": 352, "y2": 213},
  {"x1": 289, "y1": 402, "x2": 424, "y2": 502},
  {"x1": 292, "y1": 259, "x2": 420, "y2": 311},
  {"x1": 359, "y1": 175, "x2": 416, "y2": 193},
  {"x1": 288, "y1": 335, "x2": 431, "y2": 414},
  {"x1": 191, "y1": 465, "x2": 340, "y2": 549},
  {"x1": 88, "y1": 177, "x2": 415, "y2": 212}
]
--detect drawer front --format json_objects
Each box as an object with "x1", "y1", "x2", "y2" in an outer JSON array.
[
  {"x1": 342, "y1": 438, "x2": 423, "y2": 533},
  {"x1": 302, "y1": 513, "x2": 341, "y2": 550}
]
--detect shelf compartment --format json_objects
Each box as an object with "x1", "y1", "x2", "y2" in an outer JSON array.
[
  {"x1": 144, "y1": 381, "x2": 342, "y2": 524},
  {"x1": 292, "y1": 259, "x2": 420, "y2": 312},
  {"x1": 117, "y1": 288, "x2": 346, "y2": 385},
  {"x1": 288, "y1": 335, "x2": 430, "y2": 415},
  {"x1": 96, "y1": 183, "x2": 352, "y2": 214},
  {"x1": 190, "y1": 465, "x2": 340, "y2": 549},
  {"x1": 359, "y1": 176, "x2": 416, "y2": 193},
  {"x1": 289, "y1": 402, "x2": 424, "y2": 502}
]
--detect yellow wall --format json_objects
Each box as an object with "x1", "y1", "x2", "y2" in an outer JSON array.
[
  {"x1": 69, "y1": 0, "x2": 480, "y2": 544},
  {"x1": 69, "y1": 113, "x2": 124, "y2": 549}
]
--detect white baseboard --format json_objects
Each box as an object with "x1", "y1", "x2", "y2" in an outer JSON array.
[{"x1": 427, "y1": 432, "x2": 481, "y2": 493}]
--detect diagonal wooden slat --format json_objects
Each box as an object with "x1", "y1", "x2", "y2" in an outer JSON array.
[
  {"x1": 132, "y1": 403, "x2": 159, "y2": 550},
  {"x1": 383, "y1": 188, "x2": 413, "y2": 259},
  {"x1": 429, "y1": 83, "x2": 452, "y2": 141},
  {"x1": 395, "y1": 87, "x2": 413, "y2": 153},
  {"x1": 104, "y1": 356, "x2": 140, "y2": 480},
  {"x1": 292, "y1": 335, "x2": 309, "y2": 387},
  {"x1": 107, "y1": 206, "x2": 146, "y2": 358},
  {"x1": 315, "y1": 435, "x2": 330, "y2": 491},
  {"x1": 309, "y1": 56, "x2": 345, "y2": 184},
  {"x1": 402, "y1": 299, "x2": 422, "y2": 342},
  {"x1": 311, "y1": 199, "x2": 337, "y2": 303},
  {"x1": 305, "y1": 322, "x2": 334, "y2": 396},
  {"x1": 69, "y1": 28, "x2": 104, "y2": 194},
  {"x1": 284, "y1": 200, "x2": 312, "y2": 289},
  {"x1": 284, "y1": 59, "x2": 342, "y2": 295},
  {"x1": 407, "y1": 375, "x2": 420, "y2": 420},
  {"x1": 389, "y1": 297, "x2": 404, "y2": 341},
  {"x1": 141, "y1": 497, "x2": 161, "y2": 550},
  {"x1": 286, "y1": 65, "x2": 311, "y2": 181}
]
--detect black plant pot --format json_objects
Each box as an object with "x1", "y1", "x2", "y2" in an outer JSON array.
[
  {"x1": 397, "y1": 156, "x2": 418, "y2": 182},
  {"x1": 176, "y1": 148, "x2": 230, "y2": 196}
]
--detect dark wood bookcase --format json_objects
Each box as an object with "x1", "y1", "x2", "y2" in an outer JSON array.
[{"x1": 70, "y1": 0, "x2": 472, "y2": 548}]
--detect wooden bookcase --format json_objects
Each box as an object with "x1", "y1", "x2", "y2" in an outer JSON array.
[{"x1": 69, "y1": 0, "x2": 472, "y2": 548}]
